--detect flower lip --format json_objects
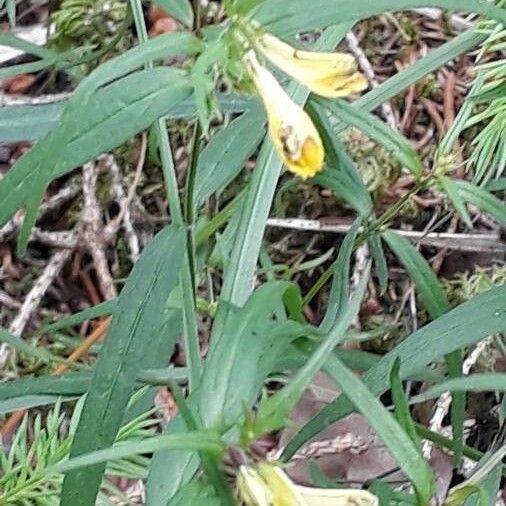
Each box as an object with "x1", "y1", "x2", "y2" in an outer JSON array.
[
  {"x1": 256, "y1": 33, "x2": 368, "y2": 98},
  {"x1": 245, "y1": 50, "x2": 324, "y2": 179}
]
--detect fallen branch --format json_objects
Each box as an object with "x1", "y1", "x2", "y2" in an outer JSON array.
[{"x1": 265, "y1": 218, "x2": 505, "y2": 253}]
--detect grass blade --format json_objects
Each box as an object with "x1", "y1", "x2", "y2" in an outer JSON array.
[
  {"x1": 382, "y1": 230, "x2": 449, "y2": 318},
  {"x1": 52, "y1": 433, "x2": 223, "y2": 475},
  {"x1": 412, "y1": 374, "x2": 506, "y2": 403},
  {"x1": 255, "y1": 0, "x2": 506, "y2": 35},
  {"x1": 324, "y1": 353, "x2": 434, "y2": 503},
  {"x1": 455, "y1": 180, "x2": 506, "y2": 226},
  {"x1": 315, "y1": 97, "x2": 423, "y2": 176}
]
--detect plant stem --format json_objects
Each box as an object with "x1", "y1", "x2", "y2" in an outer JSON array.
[{"x1": 129, "y1": 0, "x2": 201, "y2": 391}]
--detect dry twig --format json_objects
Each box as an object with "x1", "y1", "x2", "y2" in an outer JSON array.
[
  {"x1": 82, "y1": 161, "x2": 117, "y2": 301},
  {"x1": 0, "y1": 249, "x2": 71, "y2": 368}
]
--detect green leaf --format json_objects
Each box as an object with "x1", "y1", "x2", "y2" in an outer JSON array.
[
  {"x1": 6, "y1": 0, "x2": 16, "y2": 27},
  {"x1": 356, "y1": 28, "x2": 485, "y2": 114},
  {"x1": 319, "y1": 220, "x2": 360, "y2": 332},
  {"x1": 1, "y1": 68, "x2": 193, "y2": 255},
  {"x1": 51, "y1": 432, "x2": 223, "y2": 475},
  {"x1": 136, "y1": 367, "x2": 189, "y2": 385},
  {"x1": 0, "y1": 103, "x2": 63, "y2": 143},
  {"x1": 382, "y1": 230, "x2": 449, "y2": 318},
  {"x1": 412, "y1": 374, "x2": 506, "y2": 403},
  {"x1": 368, "y1": 233, "x2": 388, "y2": 295},
  {"x1": 390, "y1": 359, "x2": 421, "y2": 449},
  {"x1": 283, "y1": 285, "x2": 506, "y2": 459},
  {"x1": 0, "y1": 372, "x2": 91, "y2": 401},
  {"x1": 193, "y1": 104, "x2": 266, "y2": 207},
  {"x1": 382, "y1": 229, "x2": 465, "y2": 463},
  {"x1": 254, "y1": 264, "x2": 369, "y2": 436},
  {"x1": 0, "y1": 94, "x2": 258, "y2": 143},
  {"x1": 0, "y1": 32, "x2": 201, "y2": 253},
  {"x1": 38, "y1": 299, "x2": 116, "y2": 336},
  {"x1": 153, "y1": 0, "x2": 194, "y2": 27},
  {"x1": 0, "y1": 394, "x2": 77, "y2": 414},
  {"x1": 0, "y1": 327, "x2": 63, "y2": 366},
  {"x1": 60, "y1": 225, "x2": 186, "y2": 506},
  {"x1": 315, "y1": 97, "x2": 423, "y2": 176},
  {"x1": 455, "y1": 180, "x2": 506, "y2": 226},
  {"x1": 438, "y1": 176, "x2": 473, "y2": 228},
  {"x1": 199, "y1": 282, "x2": 304, "y2": 429},
  {"x1": 486, "y1": 178, "x2": 506, "y2": 192},
  {"x1": 324, "y1": 354, "x2": 434, "y2": 504},
  {"x1": 310, "y1": 103, "x2": 373, "y2": 217},
  {"x1": 255, "y1": 0, "x2": 506, "y2": 35}
]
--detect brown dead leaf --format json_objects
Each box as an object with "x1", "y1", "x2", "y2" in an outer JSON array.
[
  {"x1": 429, "y1": 448, "x2": 453, "y2": 505},
  {"x1": 4, "y1": 74, "x2": 36, "y2": 94},
  {"x1": 149, "y1": 16, "x2": 180, "y2": 37},
  {"x1": 279, "y1": 372, "x2": 400, "y2": 486}
]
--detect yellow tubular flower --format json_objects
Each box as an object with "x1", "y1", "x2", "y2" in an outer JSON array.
[
  {"x1": 237, "y1": 463, "x2": 306, "y2": 505},
  {"x1": 236, "y1": 462, "x2": 379, "y2": 506},
  {"x1": 297, "y1": 485, "x2": 379, "y2": 506},
  {"x1": 257, "y1": 33, "x2": 368, "y2": 98},
  {"x1": 245, "y1": 50, "x2": 324, "y2": 179}
]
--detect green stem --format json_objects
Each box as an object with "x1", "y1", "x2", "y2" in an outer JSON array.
[
  {"x1": 184, "y1": 122, "x2": 202, "y2": 295},
  {"x1": 195, "y1": 192, "x2": 245, "y2": 246},
  {"x1": 129, "y1": 0, "x2": 201, "y2": 391},
  {"x1": 415, "y1": 423, "x2": 506, "y2": 476},
  {"x1": 302, "y1": 178, "x2": 431, "y2": 307}
]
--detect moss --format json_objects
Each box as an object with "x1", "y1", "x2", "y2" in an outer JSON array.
[{"x1": 50, "y1": 0, "x2": 128, "y2": 54}]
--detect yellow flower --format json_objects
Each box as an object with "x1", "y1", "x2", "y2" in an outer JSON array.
[
  {"x1": 245, "y1": 50, "x2": 324, "y2": 179},
  {"x1": 236, "y1": 462, "x2": 379, "y2": 506},
  {"x1": 257, "y1": 33, "x2": 368, "y2": 98}
]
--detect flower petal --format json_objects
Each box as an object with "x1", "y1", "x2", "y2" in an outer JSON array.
[
  {"x1": 258, "y1": 33, "x2": 367, "y2": 98},
  {"x1": 246, "y1": 50, "x2": 324, "y2": 179},
  {"x1": 297, "y1": 485, "x2": 379, "y2": 506}
]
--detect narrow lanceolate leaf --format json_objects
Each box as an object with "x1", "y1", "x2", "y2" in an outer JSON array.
[
  {"x1": 200, "y1": 282, "x2": 304, "y2": 429},
  {"x1": 0, "y1": 32, "x2": 201, "y2": 254},
  {"x1": 412, "y1": 374, "x2": 506, "y2": 403},
  {"x1": 61, "y1": 225, "x2": 185, "y2": 506},
  {"x1": 0, "y1": 395, "x2": 77, "y2": 414},
  {"x1": 390, "y1": 359, "x2": 421, "y2": 449},
  {"x1": 38, "y1": 299, "x2": 116, "y2": 335},
  {"x1": 455, "y1": 180, "x2": 506, "y2": 226},
  {"x1": 319, "y1": 220, "x2": 360, "y2": 332},
  {"x1": 438, "y1": 176, "x2": 473, "y2": 228},
  {"x1": 314, "y1": 97, "x2": 423, "y2": 176},
  {"x1": 382, "y1": 230, "x2": 449, "y2": 318},
  {"x1": 52, "y1": 432, "x2": 223, "y2": 475},
  {"x1": 0, "y1": 327, "x2": 61, "y2": 365},
  {"x1": 368, "y1": 233, "x2": 388, "y2": 295},
  {"x1": 193, "y1": 104, "x2": 266, "y2": 208},
  {"x1": 0, "y1": 94, "x2": 257, "y2": 143},
  {"x1": 0, "y1": 372, "x2": 91, "y2": 401},
  {"x1": 0, "y1": 69, "x2": 192, "y2": 250},
  {"x1": 255, "y1": 0, "x2": 506, "y2": 35},
  {"x1": 283, "y1": 286, "x2": 506, "y2": 459},
  {"x1": 324, "y1": 354, "x2": 434, "y2": 503},
  {"x1": 381, "y1": 229, "x2": 465, "y2": 463},
  {"x1": 309, "y1": 103, "x2": 372, "y2": 217}
]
